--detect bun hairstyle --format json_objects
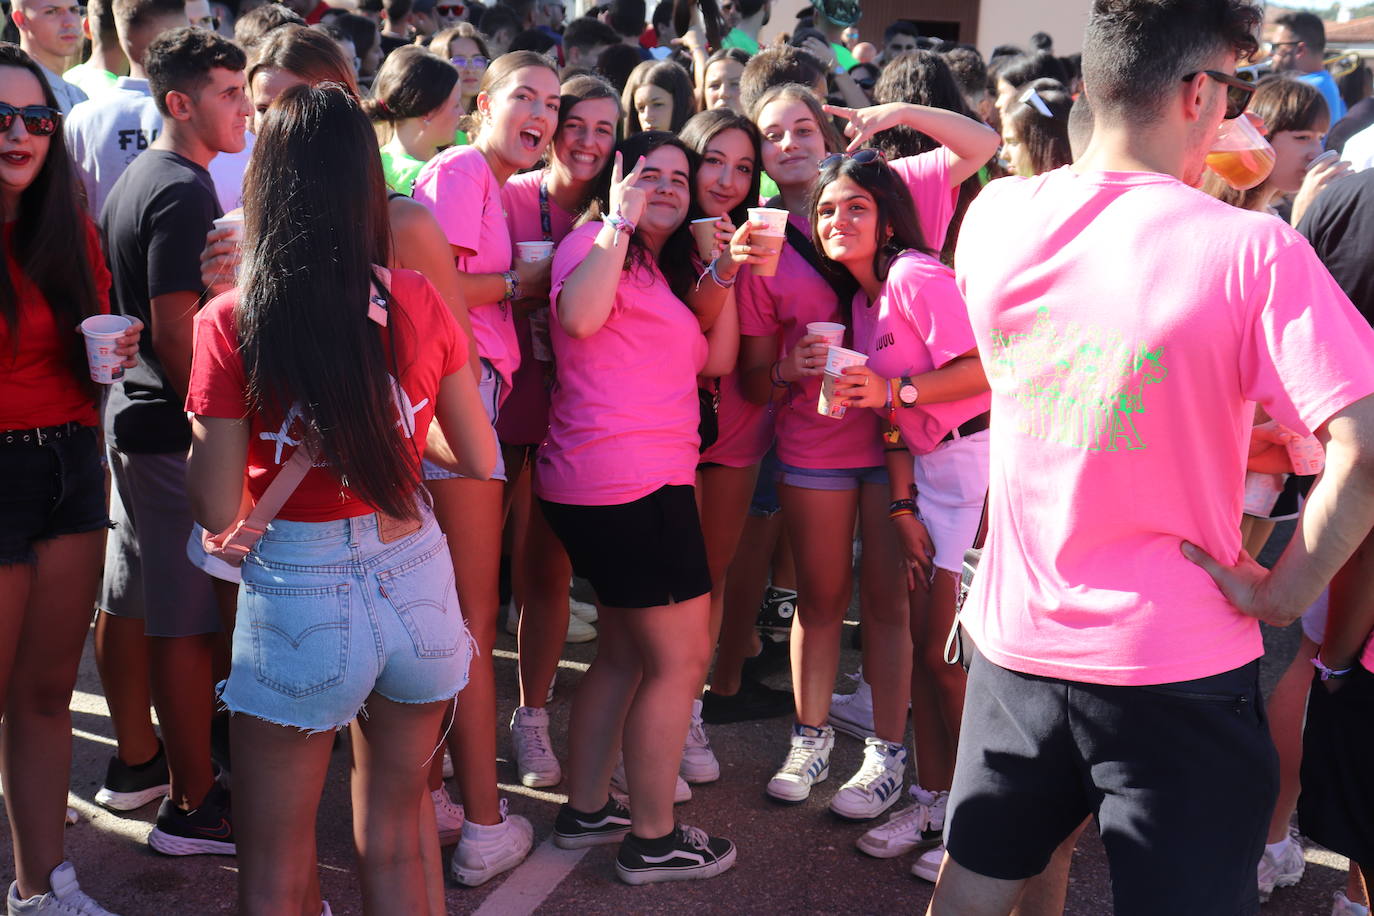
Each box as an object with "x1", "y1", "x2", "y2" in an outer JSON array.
[
  {"x1": 362, "y1": 45, "x2": 459, "y2": 123},
  {"x1": 461, "y1": 49, "x2": 559, "y2": 137}
]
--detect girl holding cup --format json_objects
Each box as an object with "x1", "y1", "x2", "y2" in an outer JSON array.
[
  {"x1": 498, "y1": 72, "x2": 620, "y2": 790},
  {"x1": 736, "y1": 84, "x2": 997, "y2": 818},
  {"x1": 812, "y1": 152, "x2": 990, "y2": 881},
  {"x1": 0, "y1": 44, "x2": 140, "y2": 915},
  {"x1": 411, "y1": 49, "x2": 561, "y2": 885}
]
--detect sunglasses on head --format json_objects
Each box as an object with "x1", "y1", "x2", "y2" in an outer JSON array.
[
  {"x1": 436, "y1": 3, "x2": 463, "y2": 14},
  {"x1": 1181, "y1": 70, "x2": 1255, "y2": 120},
  {"x1": 451, "y1": 54, "x2": 488, "y2": 68},
  {"x1": 0, "y1": 102, "x2": 61, "y2": 137},
  {"x1": 818, "y1": 148, "x2": 886, "y2": 172}
]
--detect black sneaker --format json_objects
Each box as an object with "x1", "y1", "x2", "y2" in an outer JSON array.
[
  {"x1": 740, "y1": 636, "x2": 790, "y2": 682},
  {"x1": 94, "y1": 741, "x2": 170, "y2": 812},
  {"x1": 553, "y1": 797, "x2": 632, "y2": 849},
  {"x1": 755, "y1": 586, "x2": 796, "y2": 640},
  {"x1": 148, "y1": 781, "x2": 236, "y2": 856},
  {"x1": 615, "y1": 824, "x2": 736, "y2": 885},
  {"x1": 701, "y1": 678, "x2": 794, "y2": 724},
  {"x1": 210, "y1": 713, "x2": 232, "y2": 778}
]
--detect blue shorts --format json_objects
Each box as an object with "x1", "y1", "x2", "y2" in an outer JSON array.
[
  {"x1": 776, "y1": 460, "x2": 888, "y2": 491},
  {"x1": 424, "y1": 358, "x2": 506, "y2": 483},
  {"x1": 748, "y1": 446, "x2": 782, "y2": 517},
  {"x1": 221, "y1": 509, "x2": 473, "y2": 732}
]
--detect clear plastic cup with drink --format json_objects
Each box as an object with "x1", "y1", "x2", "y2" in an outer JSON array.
[
  {"x1": 1205, "y1": 116, "x2": 1275, "y2": 191},
  {"x1": 80, "y1": 314, "x2": 132, "y2": 384},
  {"x1": 747, "y1": 207, "x2": 789, "y2": 278},
  {"x1": 817, "y1": 345, "x2": 867, "y2": 419}
]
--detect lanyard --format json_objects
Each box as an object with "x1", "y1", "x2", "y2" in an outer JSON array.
[{"x1": 538, "y1": 177, "x2": 553, "y2": 242}]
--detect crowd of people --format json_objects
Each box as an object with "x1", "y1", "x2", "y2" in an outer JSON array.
[{"x1": 4, "y1": 0, "x2": 1374, "y2": 912}]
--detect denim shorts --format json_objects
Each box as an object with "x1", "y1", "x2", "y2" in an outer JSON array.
[
  {"x1": 748, "y1": 446, "x2": 782, "y2": 517},
  {"x1": 776, "y1": 459, "x2": 888, "y2": 491},
  {"x1": 423, "y1": 358, "x2": 507, "y2": 483},
  {"x1": 220, "y1": 508, "x2": 474, "y2": 732},
  {"x1": 0, "y1": 424, "x2": 109, "y2": 566}
]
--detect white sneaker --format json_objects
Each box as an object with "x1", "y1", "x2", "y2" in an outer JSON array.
[
  {"x1": 680, "y1": 699, "x2": 721, "y2": 784},
  {"x1": 856, "y1": 786, "x2": 934, "y2": 858},
  {"x1": 569, "y1": 597, "x2": 597, "y2": 624},
  {"x1": 510, "y1": 706, "x2": 562, "y2": 788},
  {"x1": 828, "y1": 675, "x2": 875, "y2": 740},
  {"x1": 912, "y1": 844, "x2": 946, "y2": 882},
  {"x1": 1333, "y1": 891, "x2": 1371, "y2": 916},
  {"x1": 611, "y1": 758, "x2": 692, "y2": 804},
  {"x1": 450, "y1": 801, "x2": 534, "y2": 887},
  {"x1": 7, "y1": 862, "x2": 118, "y2": 915},
  {"x1": 430, "y1": 787, "x2": 465, "y2": 846},
  {"x1": 829, "y1": 738, "x2": 907, "y2": 820},
  {"x1": 565, "y1": 613, "x2": 597, "y2": 644},
  {"x1": 766, "y1": 724, "x2": 833, "y2": 803},
  {"x1": 1257, "y1": 832, "x2": 1305, "y2": 902}
]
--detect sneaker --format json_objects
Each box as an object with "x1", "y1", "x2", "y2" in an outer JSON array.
[
  {"x1": 615, "y1": 824, "x2": 736, "y2": 885},
  {"x1": 94, "y1": 742, "x2": 169, "y2": 812},
  {"x1": 740, "y1": 636, "x2": 790, "y2": 681},
  {"x1": 1333, "y1": 891, "x2": 1371, "y2": 916},
  {"x1": 553, "y1": 797, "x2": 632, "y2": 849},
  {"x1": 147, "y1": 782, "x2": 235, "y2": 856},
  {"x1": 680, "y1": 700, "x2": 720, "y2": 784},
  {"x1": 756, "y1": 586, "x2": 796, "y2": 640},
  {"x1": 856, "y1": 787, "x2": 935, "y2": 858},
  {"x1": 569, "y1": 598, "x2": 598, "y2": 624},
  {"x1": 701, "y1": 678, "x2": 794, "y2": 725},
  {"x1": 915, "y1": 786, "x2": 949, "y2": 842},
  {"x1": 611, "y1": 759, "x2": 692, "y2": 804},
  {"x1": 442, "y1": 748, "x2": 454, "y2": 779},
  {"x1": 450, "y1": 801, "x2": 534, "y2": 887},
  {"x1": 7, "y1": 863, "x2": 118, "y2": 916},
  {"x1": 510, "y1": 706, "x2": 562, "y2": 788},
  {"x1": 320, "y1": 903, "x2": 332, "y2": 916},
  {"x1": 1257, "y1": 832, "x2": 1305, "y2": 902},
  {"x1": 829, "y1": 738, "x2": 907, "y2": 821},
  {"x1": 565, "y1": 613, "x2": 597, "y2": 644},
  {"x1": 828, "y1": 674, "x2": 875, "y2": 740},
  {"x1": 546, "y1": 669, "x2": 556, "y2": 705},
  {"x1": 431, "y1": 787, "x2": 465, "y2": 846},
  {"x1": 912, "y1": 844, "x2": 946, "y2": 882},
  {"x1": 765, "y1": 723, "x2": 833, "y2": 803}
]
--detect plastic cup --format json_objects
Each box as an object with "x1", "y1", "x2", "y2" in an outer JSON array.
[
  {"x1": 1285, "y1": 433, "x2": 1325, "y2": 476},
  {"x1": 806, "y1": 321, "x2": 845, "y2": 348},
  {"x1": 516, "y1": 240, "x2": 555, "y2": 263},
  {"x1": 817, "y1": 345, "x2": 867, "y2": 419},
  {"x1": 690, "y1": 217, "x2": 719, "y2": 261},
  {"x1": 747, "y1": 206, "x2": 789, "y2": 278},
  {"x1": 1204, "y1": 116, "x2": 1275, "y2": 190},
  {"x1": 1307, "y1": 149, "x2": 1340, "y2": 172},
  {"x1": 747, "y1": 206, "x2": 789, "y2": 234},
  {"x1": 211, "y1": 208, "x2": 243, "y2": 240},
  {"x1": 80, "y1": 314, "x2": 132, "y2": 384}
]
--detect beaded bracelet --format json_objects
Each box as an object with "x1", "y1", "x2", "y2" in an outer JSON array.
[
  {"x1": 889, "y1": 498, "x2": 916, "y2": 515},
  {"x1": 771, "y1": 360, "x2": 790, "y2": 389}
]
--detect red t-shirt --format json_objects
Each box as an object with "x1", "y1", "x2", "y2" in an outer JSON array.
[
  {"x1": 186, "y1": 268, "x2": 467, "y2": 522},
  {"x1": 0, "y1": 219, "x2": 111, "y2": 430}
]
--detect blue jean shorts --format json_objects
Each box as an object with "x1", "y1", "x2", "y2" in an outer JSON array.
[
  {"x1": 776, "y1": 460, "x2": 888, "y2": 491},
  {"x1": 423, "y1": 358, "x2": 506, "y2": 483},
  {"x1": 220, "y1": 508, "x2": 473, "y2": 732}
]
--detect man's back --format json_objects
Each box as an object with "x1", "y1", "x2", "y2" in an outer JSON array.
[
  {"x1": 64, "y1": 76, "x2": 161, "y2": 217},
  {"x1": 955, "y1": 166, "x2": 1374, "y2": 686}
]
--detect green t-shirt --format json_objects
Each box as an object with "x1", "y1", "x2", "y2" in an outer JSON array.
[
  {"x1": 721, "y1": 27, "x2": 759, "y2": 56},
  {"x1": 833, "y1": 42, "x2": 856, "y2": 72},
  {"x1": 760, "y1": 172, "x2": 780, "y2": 201},
  {"x1": 380, "y1": 145, "x2": 426, "y2": 197},
  {"x1": 452, "y1": 128, "x2": 469, "y2": 147},
  {"x1": 63, "y1": 62, "x2": 119, "y2": 98}
]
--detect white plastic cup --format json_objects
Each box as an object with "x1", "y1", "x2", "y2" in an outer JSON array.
[
  {"x1": 80, "y1": 314, "x2": 132, "y2": 384},
  {"x1": 211, "y1": 209, "x2": 243, "y2": 240},
  {"x1": 747, "y1": 206, "x2": 789, "y2": 234},
  {"x1": 516, "y1": 241, "x2": 555, "y2": 262},
  {"x1": 807, "y1": 321, "x2": 845, "y2": 348},
  {"x1": 817, "y1": 345, "x2": 867, "y2": 419},
  {"x1": 747, "y1": 207, "x2": 789, "y2": 278},
  {"x1": 1285, "y1": 433, "x2": 1325, "y2": 476}
]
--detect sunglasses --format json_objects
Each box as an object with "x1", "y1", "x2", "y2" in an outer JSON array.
[
  {"x1": 818, "y1": 148, "x2": 886, "y2": 171},
  {"x1": 1181, "y1": 70, "x2": 1255, "y2": 120},
  {"x1": 451, "y1": 54, "x2": 488, "y2": 68},
  {"x1": 0, "y1": 102, "x2": 61, "y2": 137},
  {"x1": 436, "y1": 3, "x2": 464, "y2": 14}
]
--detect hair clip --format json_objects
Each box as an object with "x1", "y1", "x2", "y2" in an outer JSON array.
[{"x1": 1019, "y1": 86, "x2": 1054, "y2": 119}]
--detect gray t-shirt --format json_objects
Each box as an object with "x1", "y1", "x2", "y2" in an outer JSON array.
[
  {"x1": 64, "y1": 76, "x2": 162, "y2": 218},
  {"x1": 37, "y1": 61, "x2": 87, "y2": 114}
]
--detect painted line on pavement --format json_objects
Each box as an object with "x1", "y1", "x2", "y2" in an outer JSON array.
[{"x1": 471, "y1": 838, "x2": 587, "y2": 916}]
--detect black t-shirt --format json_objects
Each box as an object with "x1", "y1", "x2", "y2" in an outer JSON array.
[
  {"x1": 1326, "y1": 98, "x2": 1374, "y2": 155},
  {"x1": 380, "y1": 33, "x2": 411, "y2": 59},
  {"x1": 1297, "y1": 168, "x2": 1374, "y2": 328},
  {"x1": 100, "y1": 148, "x2": 220, "y2": 453}
]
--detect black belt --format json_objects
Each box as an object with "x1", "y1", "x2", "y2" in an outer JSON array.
[
  {"x1": 940, "y1": 412, "x2": 990, "y2": 444},
  {"x1": 0, "y1": 421, "x2": 89, "y2": 446}
]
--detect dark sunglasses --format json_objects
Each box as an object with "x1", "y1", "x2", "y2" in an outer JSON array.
[
  {"x1": 451, "y1": 54, "x2": 488, "y2": 68},
  {"x1": 1181, "y1": 70, "x2": 1255, "y2": 120},
  {"x1": 436, "y1": 3, "x2": 464, "y2": 14},
  {"x1": 0, "y1": 102, "x2": 61, "y2": 137},
  {"x1": 818, "y1": 148, "x2": 886, "y2": 172}
]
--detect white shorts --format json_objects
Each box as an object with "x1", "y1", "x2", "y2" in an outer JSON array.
[{"x1": 913, "y1": 429, "x2": 990, "y2": 574}]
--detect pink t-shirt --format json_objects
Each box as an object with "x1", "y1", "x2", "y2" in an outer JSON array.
[
  {"x1": 413, "y1": 145, "x2": 518, "y2": 400},
  {"x1": 496, "y1": 170, "x2": 576, "y2": 445},
  {"x1": 536, "y1": 222, "x2": 708, "y2": 505},
  {"x1": 701, "y1": 360, "x2": 776, "y2": 468},
  {"x1": 956, "y1": 167, "x2": 1374, "y2": 687},
  {"x1": 891, "y1": 148, "x2": 958, "y2": 253},
  {"x1": 852, "y1": 251, "x2": 990, "y2": 453}
]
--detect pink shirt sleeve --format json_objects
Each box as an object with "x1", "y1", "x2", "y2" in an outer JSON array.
[
  {"x1": 891, "y1": 148, "x2": 958, "y2": 253},
  {"x1": 898, "y1": 263, "x2": 977, "y2": 368},
  {"x1": 413, "y1": 149, "x2": 488, "y2": 256},
  {"x1": 549, "y1": 223, "x2": 599, "y2": 315}
]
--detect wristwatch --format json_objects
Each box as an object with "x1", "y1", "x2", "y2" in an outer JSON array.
[{"x1": 897, "y1": 376, "x2": 919, "y2": 408}]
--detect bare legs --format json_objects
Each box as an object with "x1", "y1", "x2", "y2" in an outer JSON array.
[{"x1": 697, "y1": 464, "x2": 759, "y2": 693}]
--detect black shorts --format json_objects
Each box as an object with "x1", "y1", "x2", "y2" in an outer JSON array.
[
  {"x1": 538, "y1": 484, "x2": 711, "y2": 609},
  {"x1": 0, "y1": 424, "x2": 109, "y2": 566},
  {"x1": 946, "y1": 646, "x2": 1276, "y2": 915},
  {"x1": 1298, "y1": 665, "x2": 1374, "y2": 867}
]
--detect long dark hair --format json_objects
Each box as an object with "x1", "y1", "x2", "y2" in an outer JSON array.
[
  {"x1": 362, "y1": 45, "x2": 458, "y2": 122},
  {"x1": 621, "y1": 59, "x2": 696, "y2": 135},
  {"x1": 1005, "y1": 78, "x2": 1073, "y2": 176},
  {"x1": 0, "y1": 44, "x2": 101, "y2": 380},
  {"x1": 237, "y1": 83, "x2": 421, "y2": 520},
  {"x1": 678, "y1": 108, "x2": 761, "y2": 231},
  {"x1": 583, "y1": 131, "x2": 699, "y2": 301}
]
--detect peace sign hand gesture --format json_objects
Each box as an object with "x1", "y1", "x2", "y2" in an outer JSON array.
[
  {"x1": 823, "y1": 102, "x2": 909, "y2": 153},
  {"x1": 608, "y1": 151, "x2": 648, "y2": 227}
]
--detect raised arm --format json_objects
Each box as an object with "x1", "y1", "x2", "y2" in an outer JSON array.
[
  {"x1": 556, "y1": 153, "x2": 646, "y2": 339},
  {"x1": 824, "y1": 102, "x2": 1000, "y2": 186}
]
